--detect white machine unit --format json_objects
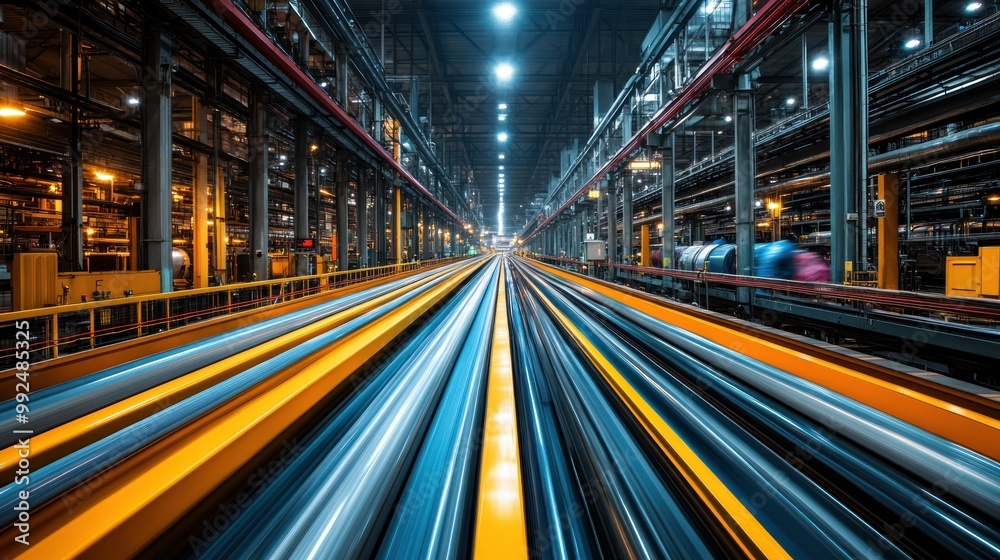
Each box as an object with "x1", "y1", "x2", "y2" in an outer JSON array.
[{"x1": 583, "y1": 240, "x2": 606, "y2": 261}]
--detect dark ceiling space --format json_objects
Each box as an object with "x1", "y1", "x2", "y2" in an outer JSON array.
[{"x1": 344, "y1": 0, "x2": 663, "y2": 234}]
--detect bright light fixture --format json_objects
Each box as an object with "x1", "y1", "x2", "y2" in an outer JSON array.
[
  {"x1": 498, "y1": 114, "x2": 507, "y2": 121},
  {"x1": 499, "y1": 154, "x2": 506, "y2": 160},
  {"x1": 320, "y1": 81, "x2": 329, "y2": 88},
  {"x1": 499, "y1": 174, "x2": 505, "y2": 178},
  {"x1": 499, "y1": 165, "x2": 505, "y2": 170},
  {"x1": 493, "y1": 3, "x2": 517, "y2": 22},
  {"x1": 498, "y1": 132, "x2": 509, "y2": 142},
  {"x1": 966, "y1": 2, "x2": 983, "y2": 12},
  {"x1": 0, "y1": 107, "x2": 26, "y2": 117},
  {"x1": 904, "y1": 38, "x2": 921, "y2": 49},
  {"x1": 785, "y1": 97, "x2": 796, "y2": 106},
  {"x1": 126, "y1": 97, "x2": 140, "y2": 106},
  {"x1": 495, "y1": 62, "x2": 515, "y2": 82},
  {"x1": 498, "y1": 103, "x2": 508, "y2": 110},
  {"x1": 811, "y1": 56, "x2": 830, "y2": 71},
  {"x1": 724, "y1": 115, "x2": 733, "y2": 123}
]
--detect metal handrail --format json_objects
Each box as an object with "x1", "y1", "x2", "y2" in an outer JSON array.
[
  {"x1": 0, "y1": 257, "x2": 466, "y2": 366},
  {"x1": 527, "y1": 254, "x2": 1000, "y2": 324}
]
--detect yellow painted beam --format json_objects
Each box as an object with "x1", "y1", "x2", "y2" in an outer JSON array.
[
  {"x1": 12, "y1": 260, "x2": 485, "y2": 559},
  {"x1": 2, "y1": 269, "x2": 420, "y2": 394},
  {"x1": 0, "y1": 264, "x2": 460, "y2": 481},
  {"x1": 529, "y1": 283, "x2": 788, "y2": 560},
  {"x1": 527, "y1": 259, "x2": 1000, "y2": 461},
  {"x1": 474, "y1": 262, "x2": 528, "y2": 560}
]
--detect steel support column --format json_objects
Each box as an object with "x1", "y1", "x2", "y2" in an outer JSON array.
[
  {"x1": 336, "y1": 154, "x2": 350, "y2": 271},
  {"x1": 829, "y1": 0, "x2": 869, "y2": 283},
  {"x1": 61, "y1": 29, "x2": 83, "y2": 273},
  {"x1": 421, "y1": 205, "x2": 431, "y2": 259},
  {"x1": 294, "y1": 118, "x2": 311, "y2": 276},
  {"x1": 248, "y1": 89, "x2": 269, "y2": 281},
  {"x1": 213, "y1": 112, "x2": 228, "y2": 283},
  {"x1": 336, "y1": 44, "x2": 349, "y2": 107},
  {"x1": 192, "y1": 97, "x2": 210, "y2": 288},
  {"x1": 661, "y1": 134, "x2": 675, "y2": 273},
  {"x1": 924, "y1": 0, "x2": 933, "y2": 48},
  {"x1": 434, "y1": 217, "x2": 444, "y2": 259},
  {"x1": 450, "y1": 224, "x2": 457, "y2": 257},
  {"x1": 607, "y1": 179, "x2": 618, "y2": 265},
  {"x1": 409, "y1": 198, "x2": 419, "y2": 261},
  {"x1": 623, "y1": 175, "x2": 634, "y2": 263},
  {"x1": 734, "y1": 78, "x2": 756, "y2": 304},
  {"x1": 141, "y1": 26, "x2": 173, "y2": 291},
  {"x1": 357, "y1": 169, "x2": 368, "y2": 268},
  {"x1": 375, "y1": 171, "x2": 388, "y2": 265},
  {"x1": 394, "y1": 187, "x2": 403, "y2": 263}
]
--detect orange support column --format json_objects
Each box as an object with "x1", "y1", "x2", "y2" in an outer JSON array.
[
  {"x1": 877, "y1": 174, "x2": 899, "y2": 290},
  {"x1": 641, "y1": 224, "x2": 651, "y2": 267},
  {"x1": 394, "y1": 187, "x2": 403, "y2": 264}
]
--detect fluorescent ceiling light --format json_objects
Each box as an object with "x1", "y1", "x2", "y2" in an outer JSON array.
[
  {"x1": 495, "y1": 62, "x2": 515, "y2": 82},
  {"x1": 493, "y1": 3, "x2": 517, "y2": 22},
  {"x1": 498, "y1": 132, "x2": 509, "y2": 142},
  {"x1": 811, "y1": 56, "x2": 829, "y2": 71},
  {"x1": 966, "y1": 2, "x2": 983, "y2": 12},
  {"x1": 904, "y1": 38, "x2": 921, "y2": 49}
]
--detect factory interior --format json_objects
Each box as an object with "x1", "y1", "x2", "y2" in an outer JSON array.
[{"x1": 1, "y1": 0, "x2": 999, "y2": 558}]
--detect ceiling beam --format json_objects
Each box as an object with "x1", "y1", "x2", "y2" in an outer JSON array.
[{"x1": 526, "y1": 6, "x2": 603, "y2": 190}]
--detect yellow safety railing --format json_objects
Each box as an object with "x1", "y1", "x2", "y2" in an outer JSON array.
[{"x1": 0, "y1": 257, "x2": 466, "y2": 367}]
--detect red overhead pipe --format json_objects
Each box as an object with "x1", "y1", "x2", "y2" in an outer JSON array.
[
  {"x1": 206, "y1": 0, "x2": 467, "y2": 227},
  {"x1": 524, "y1": 0, "x2": 809, "y2": 243}
]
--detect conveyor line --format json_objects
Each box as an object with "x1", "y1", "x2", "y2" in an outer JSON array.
[
  {"x1": 2, "y1": 255, "x2": 998, "y2": 559},
  {"x1": 4, "y1": 259, "x2": 484, "y2": 558},
  {"x1": 516, "y1": 266, "x2": 791, "y2": 559},
  {"x1": 527, "y1": 259, "x2": 1000, "y2": 461},
  {"x1": 514, "y1": 257, "x2": 1000, "y2": 557},
  {"x1": 0, "y1": 262, "x2": 474, "y2": 483},
  {"x1": 473, "y1": 263, "x2": 529, "y2": 559}
]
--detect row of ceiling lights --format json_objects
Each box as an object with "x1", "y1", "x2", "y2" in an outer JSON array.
[{"x1": 493, "y1": 3, "x2": 517, "y2": 235}]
